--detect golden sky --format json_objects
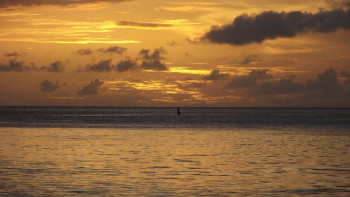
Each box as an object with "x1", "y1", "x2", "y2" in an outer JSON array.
[{"x1": 0, "y1": 0, "x2": 350, "y2": 107}]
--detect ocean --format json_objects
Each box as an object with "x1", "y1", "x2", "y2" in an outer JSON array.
[{"x1": 0, "y1": 107, "x2": 350, "y2": 196}]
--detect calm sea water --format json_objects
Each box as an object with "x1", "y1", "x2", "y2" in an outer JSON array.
[{"x1": 0, "y1": 107, "x2": 350, "y2": 196}]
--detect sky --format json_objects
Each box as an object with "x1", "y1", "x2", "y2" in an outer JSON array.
[{"x1": 0, "y1": 0, "x2": 350, "y2": 107}]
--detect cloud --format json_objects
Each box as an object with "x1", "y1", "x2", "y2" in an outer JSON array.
[
  {"x1": 341, "y1": 70, "x2": 350, "y2": 78},
  {"x1": 155, "y1": 2, "x2": 221, "y2": 13},
  {"x1": 77, "y1": 47, "x2": 169, "y2": 72},
  {"x1": 0, "y1": 0, "x2": 128, "y2": 8},
  {"x1": 167, "y1": 40, "x2": 179, "y2": 46},
  {"x1": 340, "y1": 70, "x2": 350, "y2": 85},
  {"x1": 85, "y1": 59, "x2": 113, "y2": 72},
  {"x1": 139, "y1": 47, "x2": 166, "y2": 60},
  {"x1": 257, "y1": 68, "x2": 344, "y2": 96},
  {"x1": 74, "y1": 49, "x2": 93, "y2": 56},
  {"x1": 203, "y1": 69, "x2": 229, "y2": 81},
  {"x1": 240, "y1": 55, "x2": 260, "y2": 65},
  {"x1": 40, "y1": 61, "x2": 64, "y2": 73},
  {"x1": 258, "y1": 79, "x2": 303, "y2": 95},
  {"x1": 97, "y1": 46, "x2": 127, "y2": 55},
  {"x1": 306, "y1": 68, "x2": 343, "y2": 94},
  {"x1": 0, "y1": 60, "x2": 30, "y2": 72},
  {"x1": 4, "y1": 51, "x2": 20, "y2": 58},
  {"x1": 78, "y1": 79, "x2": 104, "y2": 95},
  {"x1": 227, "y1": 69, "x2": 272, "y2": 88},
  {"x1": 40, "y1": 80, "x2": 61, "y2": 92},
  {"x1": 117, "y1": 21, "x2": 173, "y2": 28},
  {"x1": 0, "y1": 60, "x2": 64, "y2": 72},
  {"x1": 203, "y1": 8, "x2": 350, "y2": 45},
  {"x1": 141, "y1": 60, "x2": 167, "y2": 71},
  {"x1": 115, "y1": 59, "x2": 138, "y2": 72},
  {"x1": 74, "y1": 46, "x2": 126, "y2": 56},
  {"x1": 326, "y1": 0, "x2": 350, "y2": 9},
  {"x1": 139, "y1": 48, "x2": 168, "y2": 71}
]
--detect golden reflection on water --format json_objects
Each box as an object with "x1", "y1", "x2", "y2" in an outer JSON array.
[{"x1": 0, "y1": 127, "x2": 350, "y2": 196}]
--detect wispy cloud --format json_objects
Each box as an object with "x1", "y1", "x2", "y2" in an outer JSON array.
[
  {"x1": 110, "y1": 80, "x2": 199, "y2": 95},
  {"x1": 0, "y1": 18, "x2": 140, "y2": 44},
  {"x1": 74, "y1": 48, "x2": 93, "y2": 55},
  {"x1": 97, "y1": 46, "x2": 127, "y2": 55},
  {"x1": 114, "y1": 19, "x2": 200, "y2": 31},
  {"x1": 0, "y1": 37, "x2": 140, "y2": 44},
  {"x1": 116, "y1": 21, "x2": 173, "y2": 29},
  {"x1": 168, "y1": 67, "x2": 210, "y2": 75},
  {"x1": 0, "y1": 0, "x2": 129, "y2": 9},
  {"x1": 155, "y1": 2, "x2": 222, "y2": 13},
  {"x1": 74, "y1": 46, "x2": 127, "y2": 56},
  {"x1": 4, "y1": 51, "x2": 20, "y2": 58}
]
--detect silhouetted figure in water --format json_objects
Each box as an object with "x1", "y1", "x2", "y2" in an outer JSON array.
[{"x1": 177, "y1": 108, "x2": 181, "y2": 115}]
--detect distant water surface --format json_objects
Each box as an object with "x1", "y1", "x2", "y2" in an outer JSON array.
[
  {"x1": 0, "y1": 107, "x2": 350, "y2": 196},
  {"x1": 1, "y1": 107, "x2": 350, "y2": 129}
]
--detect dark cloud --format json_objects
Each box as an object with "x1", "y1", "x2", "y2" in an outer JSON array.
[
  {"x1": 326, "y1": 0, "x2": 350, "y2": 9},
  {"x1": 227, "y1": 69, "x2": 272, "y2": 88},
  {"x1": 0, "y1": 60, "x2": 30, "y2": 72},
  {"x1": 85, "y1": 59, "x2": 113, "y2": 72},
  {"x1": 0, "y1": 60, "x2": 64, "y2": 72},
  {"x1": 139, "y1": 48, "x2": 168, "y2": 71},
  {"x1": 78, "y1": 79, "x2": 104, "y2": 96},
  {"x1": 306, "y1": 68, "x2": 343, "y2": 94},
  {"x1": 74, "y1": 46, "x2": 126, "y2": 56},
  {"x1": 139, "y1": 47, "x2": 166, "y2": 60},
  {"x1": 340, "y1": 70, "x2": 350, "y2": 77},
  {"x1": 203, "y1": 8, "x2": 350, "y2": 45},
  {"x1": 74, "y1": 49, "x2": 93, "y2": 56},
  {"x1": 240, "y1": 55, "x2": 260, "y2": 65},
  {"x1": 340, "y1": 70, "x2": 350, "y2": 85},
  {"x1": 203, "y1": 69, "x2": 229, "y2": 81},
  {"x1": 40, "y1": 61, "x2": 64, "y2": 73},
  {"x1": 40, "y1": 80, "x2": 61, "y2": 92},
  {"x1": 117, "y1": 21, "x2": 172, "y2": 28},
  {"x1": 115, "y1": 60, "x2": 138, "y2": 72},
  {"x1": 258, "y1": 79, "x2": 303, "y2": 94},
  {"x1": 4, "y1": 51, "x2": 20, "y2": 57},
  {"x1": 141, "y1": 60, "x2": 167, "y2": 71},
  {"x1": 258, "y1": 68, "x2": 344, "y2": 96},
  {"x1": 168, "y1": 40, "x2": 179, "y2": 46},
  {"x1": 97, "y1": 46, "x2": 127, "y2": 55},
  {"x1": 0, "y1": 0, "x2": 128, "y2": 8},
  {"x1": 76, "y1": 47, "x2": 168, "y2": 72}
]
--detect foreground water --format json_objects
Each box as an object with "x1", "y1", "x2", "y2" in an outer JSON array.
[{"x1": 0, "y1": 107, "x2": 350, "y2": 196}]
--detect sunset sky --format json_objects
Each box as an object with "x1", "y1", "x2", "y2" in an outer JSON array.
[{"x1": 0, "y1": 0, "x2": 350, "y2": 107}]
